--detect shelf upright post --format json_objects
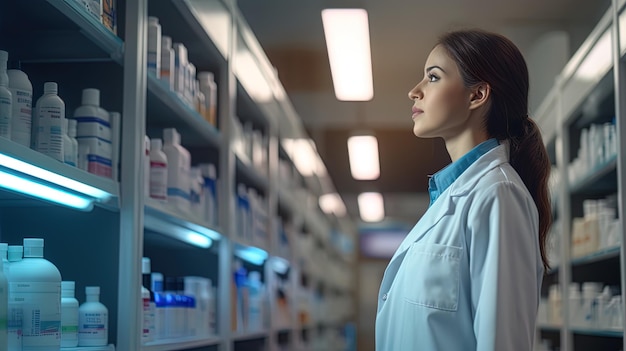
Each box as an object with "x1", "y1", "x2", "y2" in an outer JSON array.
[
  {"x1": 217, "y1": 0, "x2": 238, "y2": 350},
  {"x1": 611, "y1": 1, "x2": 626, "y2": 348},
  {"x1": 117, "y1": 0, "x2": 148, "y2": 349},
  {"x1": 555, "y1": 74, "x2": 573, "y2": 351}
]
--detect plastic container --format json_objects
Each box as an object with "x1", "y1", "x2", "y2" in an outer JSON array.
[
  {"x1": 164, "y1": 277, "x2": 184, "y2": 338},
  {"x1": 142, "y1": 258, "x2": 155, "y2": 343},
  {"x1": 63, "y1": 118, "x2": 77, "y2": 167},
  {"x1": 78, "y1": 286, "x2": 108, "y2": 346},
  {"x1": 0, "y1": 248, "x2": 8, "y2": 349},
  {"x1": 177, "y1": 277, "x2": 195, "y2": 337},
  {"x1": 173, "y1": 43, "x2": 188, "y2": 98},
  {"x1": 61, "y1": 281, "x2": 80, "y2": 347},
  {"x1": 151, "y1": 272, "x2": 166, "y2": 340},
  {"x1": 147, "y1": 17, "x2": 162, "y2": 78},
  {"x1": 149, "y1": 138, "x2": 168, "y2": 200},
  {"x1": 199, "y1": 163, "x2": 218, "y2": 225},
  {"x1": 247, "y1": 271, "x2": 263, "y2": 332},
  {"x1": 34, "y1": 82, "x2": 65, "y2": 161},
  {"x1": 7, "y1": 245, "x2": 23, "y2": 350},
  {"x1": 9, "y1": 238, "x2": 62, "y2": 350},
  {"x1": 198, "y1": 72, "x2": 217, "y2": 126},
  {"x1": 68, "y1": 119, "x2": 79, "y2": 167},
  {"x1": 0, "y1": 50, "x2": 12, "y2": 139},
  {"x1": 7, "y1": 68, "x2": 33, "y2": 147},
  {"x1": 162, "y1": 128, "x2": 191, "y2": 211},
  {"x1": 73, "y1": 89, "x2": 111, "y2": 141},
  {"x1": 189, "y1": 167, "x2": 204, "y2": 219},
  {"x1": 160, "y1": 36, "x2": 175, "y2": 90}
]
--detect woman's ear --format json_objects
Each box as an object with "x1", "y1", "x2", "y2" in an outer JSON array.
[{"x1": 468, "y1": 83, "x2": 490, "y2": 110}]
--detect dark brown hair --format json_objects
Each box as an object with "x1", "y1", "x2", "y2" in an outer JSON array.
[{"x1": 438, "y1": 29, "x2": 552, "y2": 271}]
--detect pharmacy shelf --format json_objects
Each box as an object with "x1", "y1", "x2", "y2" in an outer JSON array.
[
  {"x1": 47, "y1": 0, "x2": 124, "y2": 62},
  {"x1": 0, "y1": 138, "x2": 120, "y2": 210},
  {"x1": 146, "y1": 73, "x2": 222, "y2": 148},
  {"x1": 232, "y1": 330, "x2": 270, "y2": 342},
  {"x1": 569, "y1": 157, "x2": 617, "y2": 195},
  {"x1": 142, "y1": 336, "x2": 222, "y2": 351},
  {"x1": 571, "y1": 246, "x2": 621, "y2": 267},
  {"x1": 538, "y1": 324, "x2": 562, "y2": 332},
  {"x1": 236, "y1": 82, "x2": 272, "y2": 130},
  {"x1": 144, "y1": 197, "x2": 223, "y2": 245},
  {"x1": 236, "y1": 156, "x2": 269, "y2": 193},
  {"x1": 63, "y1": 345, "x2": 116, "y2": 351},
  {"x1": 571, "y1": 328, "x2": 624, "y2": 338}
]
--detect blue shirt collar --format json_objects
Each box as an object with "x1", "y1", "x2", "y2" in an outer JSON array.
[{"x1": 428, "y1": 138, "x2": 499, "y2": 206}]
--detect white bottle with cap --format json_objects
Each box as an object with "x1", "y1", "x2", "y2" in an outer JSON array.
[
  {"x1": 78, "y1": 286, "x2": 108, "y2": 346},
  {"x1": 7, "y1": 245, "x2": 23, "y2": 350},
  {"x1": 149, "y1": 138, "x2": 168, "y2": 200},
  {"x1": 162, "y1": 128, "x2": 190, "y2": 211},
  {"x1": 147, "y1": 17, "x2": 162, "y2": 78},
  {"x1": 73, "y1": 88, "x2": 112, "y2": 177},
  {"x1": 62, "y1": 118, "x2": 76, "y2": 167},
  {"x1": 198, "y1": 72, "x2": 217, "y2": 126},
  {"x1": 9, "y1": 238, "x2": 62, "y2": 350},
  {"x1": 34, "y1": 82, "x2": 65, "y2": 162},
  {"x1": 160, "y1": 35, "x2": 175, "y2": 90},
  {"x1": 60, "y1": 281, "x2": 79, "y2": 347},
  {"x1": 141, "y1": 258, "x2": 155, "y2": 343},
  {"x1": 7, "y1": 66, "x2": 33, "y2": 147},
  {"x1": 199, "y1": 163, "x2": 218, "y2": 225},
  {"x1": 0, "y1": 50, "x2": 12, "y2": 139},
  {"x1": 68, "y1": 119, "x2": 79, "y2": 167},
  {"x1": 144, "y1": 135, "x2": 150, "y2": 197}
]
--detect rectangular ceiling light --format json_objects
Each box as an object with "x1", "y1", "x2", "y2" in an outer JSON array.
[
  {"x1": 321, "y1": 8, "x2": 373, "y2": 101},
  {"x1": 347, "y1": 135, "x2": 380, "y2": 180},
  {"x1": 358, "y1": 192, "x2": 384, "y2": 222}
]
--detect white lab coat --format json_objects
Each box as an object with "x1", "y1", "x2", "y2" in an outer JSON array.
[{"x1": 375, "y1": 144, "x2": 543, "y2": 351}]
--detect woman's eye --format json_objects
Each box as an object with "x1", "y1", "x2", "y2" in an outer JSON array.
[{"x1": 428, "y1": 73, "x2": 439, "y2": 82}]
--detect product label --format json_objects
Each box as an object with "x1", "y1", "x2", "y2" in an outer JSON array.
[
  {"x1": 10, "y1": 88, "x2": 32, "y2": 147},
  {"x1": 74, "y1": 116, "x2": 111, "y2": 128},
  {"x1": 78, "y1": 311, "x2": 108, "y2": 340},
  {"x1": 8, "y1": 301, "x2": 22, "y2": 348},
  {"x1": 150, "y1": 161, "x2": 168, "y2": 200},
  {"x1": 10, "y1": 281, "x2": 61, "y2": 347},
  {"x1": 36, "y1": 104, "x2": 65, "y2": 161},
  {"x1": 87, "y1": 154, "x2": 112, "y2": 178},
  {"x1": 0, "y1": 95, "x2": 11, "y2": 139}
]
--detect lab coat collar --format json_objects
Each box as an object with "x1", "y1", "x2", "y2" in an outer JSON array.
[{"x1": 389, "y1": 143, "x2": 510, "y2": 262}]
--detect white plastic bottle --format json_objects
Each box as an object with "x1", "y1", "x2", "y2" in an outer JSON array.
[
  {"x1": 60, "y1": 281, "x2": 79, "y2": 347},
  {"x1": 7, "y1": 245, "x2": 23, "y2": 350},
  {"x1": 147, "y1": 17, "x2": 162, "y2": 78},
  {"x1": 163, "y1": 128, "x2": 191, "y2": 211},
  {"x1": 199, "y1": 163, "x2": 218, "y2": 225},
  {"x1": 34, "y1": 82, "x2": 65, "y2": 161},
  {"x1": 189, "y1": 167, "x2": 204, "y2": 219},
  {"x1": 160, "y1": 36, "x2": 175, "y2": 90},
  {"x1": 62, "y1": 118, "x2": 76, "y2": 167},
  {"x1": 0, "y1": 248, "x2": 8, "y2": 351},
  {"x1": 68, "y1": 119, "x2": 79, "y2": 167},
  {"x1": 141, "y1": 258, "x2": 155, "y2": 343},
  {"x1": 7, "y1": 67, "x2": 33, "y2": 147},
  {"x1": 73, "y1": 88, "x2": 112, "y2": 178},
  {"x1": 149, "y1": 138, "x2": 168, "y2": 200},
  {"x1": 0, "y1": 50, "x2": 12, "y2": 139},
  {"x1": 173, "y1": 43, "x2": 188, "y2": 98},
  {"x1": 198, "y1": 72, "x2": 217, "y2": 126},
  {"x1": 144, "y1": 135, "x2": 150, "y2": 197},
  {"x1": 78, "y1": 286, "x2": 108, "y2": 346},
  {"x1": 247, "y1": 271, "x2": 263, "y2": 332},
  {"x1": 10, "y1": 238, "x2": 62, "y2": 351}
]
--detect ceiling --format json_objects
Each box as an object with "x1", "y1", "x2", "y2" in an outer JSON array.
[{"x1": 238, "y1": 0, "x2": 610, "y2": 227}]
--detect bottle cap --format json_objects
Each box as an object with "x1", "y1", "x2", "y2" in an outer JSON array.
[
  {"x1": 163, "y1": 128, "x2": 180, "y2": 144},
  {"x1": 44, "y1": 82, "x2": 58, "y2": 94},
  {"x1": 7, "y1": 245, "x2": 23, "y2": 262},
  {"x1": 148, "y1": 16, "x2": 159, "y2": 25},
  {"x1": 23, "y1": 238, "x2": 44, "y2": 258},
  {"x1": 142, "y1": 257, "x2": 151, "y2": 274},
  {"x1": 198, "y1": 72, "x2": 214, "y2": 83},
  {"x1": 162, "y1": 36, "x2": 172, "y2": 49},
  {"x1": 150, "y1": 138, "x2": 163, "y2": 151},
  {"x1": 82, "y1": 88, "x2": 100, "y2": 106},
  {"x1": 62, "y1": 281, "x2": 76, "y2": 298},
  {"x1": 86, "y1": 286, "x2": 100, "y2": 295}
]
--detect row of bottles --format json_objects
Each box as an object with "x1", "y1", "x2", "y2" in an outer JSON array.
[
  {"x1": 232, "y1": 259, "x2": 265, "y2": 334},
  {"x1": 141, "y1": 258, "x2": 216, "y2": 343},
  {"x1": 235, "y1": 184, "x2": 269, "y2": 247},
  {"x1": 147, "y1": 17, "x2": 218, "y2": 127},
  {"x1": 144, "y1": 128, "x2": 219, "y2": 225},
  {"x1": 0, "y1": 50, "x2": 120, "y2": 180},
  {"x1": 0, "y1": 239, "x2": 109, "y2": 350}
]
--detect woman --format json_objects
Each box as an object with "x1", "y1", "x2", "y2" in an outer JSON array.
[{"x1": 375, "y1": 29, "x2": 551, "y2": 350}]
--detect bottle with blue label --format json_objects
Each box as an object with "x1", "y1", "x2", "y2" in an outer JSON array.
[
  {"x1": 73, "y1": 88, "x2": 112, "y2": 178},
  {"x1": 34, "y1": 82, "x2": 65, "y2": 161},
  {"x1": 78, "y1": 286, "x2": 108, "y2": 347},
  {"x1": 162, "y1": 128, "x2": 191, "y2": 212},
  {"x1": 199, "y1": 163, "x2": 218, "y2": 226}
]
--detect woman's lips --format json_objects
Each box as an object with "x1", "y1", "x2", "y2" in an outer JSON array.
[{"x1": 412, "y1": 107, "x2": 423, "y2": 119}]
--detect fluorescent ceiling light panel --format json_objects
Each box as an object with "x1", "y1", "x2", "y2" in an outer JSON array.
[
  {"x1": 358, "y1": 192, "x2": 385, "y2": 222},
  {"x1": 319, "y1": 193, "x2": 347, "y2": 217},
  {"x1": 143, "y1": 215, "x2": 215, "y2": 249},
  {"x1": 0, "y1": 170, "x2": 93, "y2": 210},
  {"x1": 347, "y1": 135, "x2": 380, "y2": 180},
  {"x1": 322, "y1": 8, "x2": 373, "y2": 101}
]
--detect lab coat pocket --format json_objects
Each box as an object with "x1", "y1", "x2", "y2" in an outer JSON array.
[{"x1": 403, "y1": 242, "x2": 461, "y2": 311}]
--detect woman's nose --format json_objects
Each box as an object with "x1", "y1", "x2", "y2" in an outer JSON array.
[{"x1": 408, "y1": 85, "x2": 422, "y2": 100}]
